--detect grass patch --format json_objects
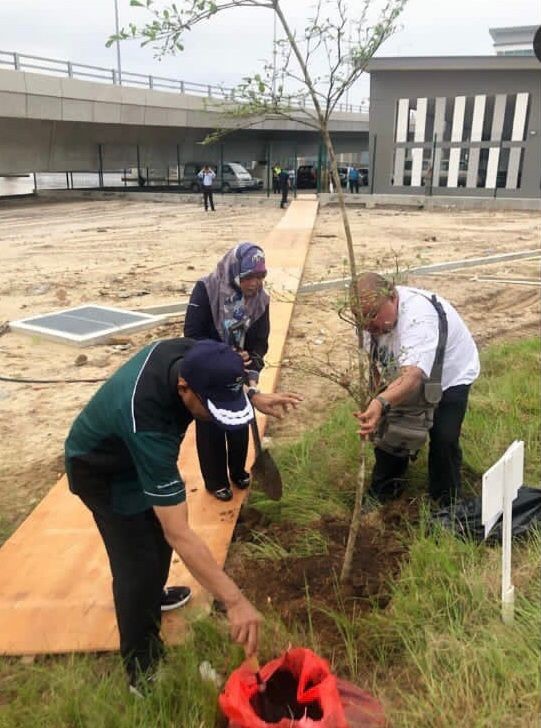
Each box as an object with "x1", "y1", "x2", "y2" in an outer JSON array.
[
  {"x1": 249, "y1": 401, "x2": 365, "y2": 523},
  {"x1": 353, "y1": 521, "x2": 541, "y2": 726},
  {"x1": 463, "y1": 337, "x2": 540, "y2": 484}
]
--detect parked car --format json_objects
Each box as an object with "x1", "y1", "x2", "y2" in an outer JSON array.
[
  {"x1": 336, "y1": 166, "x2": 348, "y2": 187},
  {"x1": 180, "y1": 161, "x2": 256, "y2": 192},
  {"x1": 296, "y1": 164, "x2": 318, "y2": 189},
  {"x1": 358, "y1": 167, "x2": 369, "y2": 186}
]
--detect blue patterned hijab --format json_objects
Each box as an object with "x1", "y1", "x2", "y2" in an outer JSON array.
[{"x1": 201, "y1": 242, "x2": 270, "y2": 349}]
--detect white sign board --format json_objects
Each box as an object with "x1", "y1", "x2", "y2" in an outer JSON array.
[
  {"x1": 482, "y1": 440, "x2": 523, "y2": 538},
  {"x1": 482, "y1": 440, "x2": 524, "y2": 624}
]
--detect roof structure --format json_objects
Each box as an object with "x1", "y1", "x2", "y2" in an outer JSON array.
[{"x1": 365, "y1": 55, "x2": 539, "y2": 72}]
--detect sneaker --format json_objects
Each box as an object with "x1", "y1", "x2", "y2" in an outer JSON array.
[
  {"x1": 210, "y1": 487, "x2": 233, "y2": 502},
  {"x1": 161, "y1": 586, "x2": 192, "y2": 612},
  {"x1": 232, "y1": 473, "x2": 251, "y2": 490},
  {"x1": 128, "y1": 672, "x2": 158, "y2": 698}
]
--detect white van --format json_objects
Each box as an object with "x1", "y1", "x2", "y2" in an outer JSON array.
[{"x1": 180, "y1": 161, "x2": 257, "y2": 192}]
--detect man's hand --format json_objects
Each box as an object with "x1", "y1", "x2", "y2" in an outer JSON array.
[
  {"x1": 251, "y1": 391, "x2": 303, "y2": 419},
  {"x1": 355, "y1": 398, "x2": 384, "y2": 438},
  {"x1": 225, "y1": 594, "x2": 263, "y2": 657}
]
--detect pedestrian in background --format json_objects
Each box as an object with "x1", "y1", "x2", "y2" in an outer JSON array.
[
  {"x1": 272, "y1": 163, "x2": 281, "y2": 194},
  {"x1": 279, "y1": 168, "x2": 290, "y2": 209},
  {"x1": 198, "y1": 164, "x2": 216, "y2": 211},
  {"x1": 348, "y1": 166, "x2": 360, "y2": 193}
]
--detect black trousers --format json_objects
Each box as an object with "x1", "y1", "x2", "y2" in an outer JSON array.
[
  {"x1": 349, "y1": 179, "x2": 359, "y2": 193},
  {"x1": 195, "y1": 419, "x2": 249, "y2": 492},
  {"x1": 67, "y1": 463, "x2": 171, "y2": 683},
  {"x1": 202, "y1": 185, "x2": 214, "y2": 211},
  {"x1": 280, "y1": 186, "x2": 289, "y2": 208},
  {"x1": 370, "y1": 384, "x2": 471, "y2": 506}
]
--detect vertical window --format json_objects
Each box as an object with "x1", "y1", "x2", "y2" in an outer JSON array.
[
  {"x1": 438, "y1": 148, "x2": 450, "y2": 187},
  {"x1": 496, "y1": 148, "x2": 510, "y2": 188},
  {"x1": 425, "y1": 98, "x2": 436, "y2": 141},
  {"x1": 477, "y1": 148, "x2": 490, "y2": 187},
  {"x1": 482, "y1": 96, "x2": 495, "y2": 141},
  {"x1": 462, "y1": 96, "x2": 475, "y2": 142},
  {"x1": 442, "y1": 97, "x2": 454, "y2": 142},
  {"x1": 502, "y1": 94, "x2": 517, "y2": 141}
]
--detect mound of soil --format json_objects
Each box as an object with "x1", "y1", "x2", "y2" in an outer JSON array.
[{"x1": 226, "y1": 501, "x2": 417, "y2": 647}]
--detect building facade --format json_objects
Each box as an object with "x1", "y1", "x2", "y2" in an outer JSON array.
[{"x1": 366, "y1": 56, "x2": 540, "y2": 198}]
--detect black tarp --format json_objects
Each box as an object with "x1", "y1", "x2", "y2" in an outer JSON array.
[{"x1": 432, "y1": 486, "x2": 541, "y2": 543}]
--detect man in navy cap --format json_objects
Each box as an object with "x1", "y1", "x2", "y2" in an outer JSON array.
[{"x1": 65, "y1": 338, "x2": 300, "y2": 694}]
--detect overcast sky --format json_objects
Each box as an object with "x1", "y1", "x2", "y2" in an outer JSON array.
[{"x1": 0, "y1": 0, "x2": 539, "y2": 102}]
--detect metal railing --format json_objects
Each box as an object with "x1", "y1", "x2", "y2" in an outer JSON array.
[{"x1": 0, "y1": 49, "x2": 369, "y2": 113}]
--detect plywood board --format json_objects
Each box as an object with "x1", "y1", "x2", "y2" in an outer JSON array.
[{"x1": 0, "y1": 199, "x2": 318, "y2": 655}]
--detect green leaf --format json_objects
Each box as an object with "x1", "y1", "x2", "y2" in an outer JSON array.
[{"x1": 130, "y1": 0, "x2": 144, "y2": 6}]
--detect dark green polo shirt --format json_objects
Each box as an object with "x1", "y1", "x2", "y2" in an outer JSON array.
[{"x1": 65, "y1": 338, "x2": 195, "y2": 515}]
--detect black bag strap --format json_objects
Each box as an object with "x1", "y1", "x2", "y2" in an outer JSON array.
[{"x1": 423, "y1": 294, "x2": 448, "y2": 384}]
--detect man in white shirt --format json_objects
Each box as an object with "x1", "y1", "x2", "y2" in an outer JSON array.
[
  {"x1": 197, "y1": 164, "x2": 216, "y2": 211},
  {"x1": 354, "y1": 272, "x2": 480, "y2": 505}
]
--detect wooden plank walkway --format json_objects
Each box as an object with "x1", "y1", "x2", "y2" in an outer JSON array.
[{"x1": 0, "y1": 199, "x2": 318, "y2": 655}]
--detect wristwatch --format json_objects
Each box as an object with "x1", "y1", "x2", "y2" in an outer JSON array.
[
  {"x1": 375, "y1": 395, "x2": 391, "y2": 414},
  {"x1": 246, "y1": 386, "x2": 260, "y2": 401}
]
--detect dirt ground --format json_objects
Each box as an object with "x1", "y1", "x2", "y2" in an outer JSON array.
[
  {"x1": 227, "y1": 502, "x2": 414, "y2": 655},
  {"x1": 0, "y1": 196, "x2": 539, "y2": 536}
]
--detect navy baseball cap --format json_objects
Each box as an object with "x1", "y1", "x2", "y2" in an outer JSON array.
[{"x1": 180, "y1": 340, "x2": 254, "y2": 430}]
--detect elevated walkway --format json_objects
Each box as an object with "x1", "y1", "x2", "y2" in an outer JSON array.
[{"x1": 0, "y1": 198, "x2": 318, "y2": 655}]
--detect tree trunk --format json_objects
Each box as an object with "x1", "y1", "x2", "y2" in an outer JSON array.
[
  {"x1": 340, "y1": 439, "x2": 367, "y2": 583},
  {"x1": 320, "y1": 125, "x2": 370, "y2": 584},
  {"x1": 320, "y1": 125, "x2": 358, "y2": 286}
]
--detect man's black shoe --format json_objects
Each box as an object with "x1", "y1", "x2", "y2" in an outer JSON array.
[
  {"x1": 210, "y1": 487, "x2": 233, "y2": 502},
  {"x1": 161, "y1": 586, "x2": 192, "y2": 612}
]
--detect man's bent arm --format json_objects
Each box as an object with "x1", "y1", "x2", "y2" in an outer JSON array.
[
  {"x1": 154, "y1": 501, "x2": 262, "y2": 655},
  {"x1": 380, "y1": 365, "x2": 424, "y2": 407},
  {"x1": 154, "y1": 502, "x2": 243, "y2": 608}
]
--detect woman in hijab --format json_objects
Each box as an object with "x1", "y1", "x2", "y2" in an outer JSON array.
[{"x1": 184, "y1": 242, "x2": 270, "y2": 501}]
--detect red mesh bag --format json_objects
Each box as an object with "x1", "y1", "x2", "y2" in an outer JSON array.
[
  {"x1": 337, "y1": 678, "x2": 386, "y2": 727},
  {"x1": 219, "y1": 647, "x2": 385, "y2": 728}
]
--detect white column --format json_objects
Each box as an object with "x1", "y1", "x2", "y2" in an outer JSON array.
[
  {"x1": 486, "y1": 147, "x2": 500, "y2": 188},
  {"x1": 395, "y1": 98, "x2": 409, "y2": 143},
  {"x1": 491, "y1": 94, "x2": 507, "y2": 141},
  {"x1": 414, "y1": 97, "x2": 427, "y2": 142},
  {"x1": 506, "y1": 148, "x2": 522, "y2": 190},
  {"x1": 448, "y1": 96, "x2": 465, "y2": 187},
  {"x1": 511, "y1": 93, "x2": 529, "y2": 141},
  {"x1": 393, "y1": 148, "x2": 406, "y2": 186},
  {"x1": 471, "y1": 95, "x2": 486, "y2": 142}
]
